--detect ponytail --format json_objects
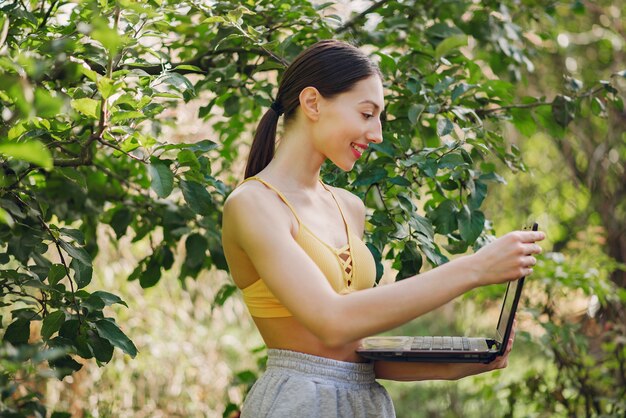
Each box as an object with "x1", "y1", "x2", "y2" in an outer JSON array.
[{"x1": 244, "y1": 106, "x2": 281, "y2": 178}]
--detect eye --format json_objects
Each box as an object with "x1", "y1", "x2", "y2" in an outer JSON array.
[{"x1": 362, "y1": 113, "x2": 374, "y2": 120}]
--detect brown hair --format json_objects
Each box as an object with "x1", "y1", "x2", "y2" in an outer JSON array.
[{"x1": 244, "y1": 39, "x2": 381, "y2": 178}]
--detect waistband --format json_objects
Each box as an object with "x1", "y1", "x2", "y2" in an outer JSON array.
[{"x1": 266, "y1": 349, "x2": 376, "y2": 386}]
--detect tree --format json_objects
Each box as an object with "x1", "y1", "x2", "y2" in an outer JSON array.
[{"x1": 0, "y1": 0, "x2": 623, "y2": 416}]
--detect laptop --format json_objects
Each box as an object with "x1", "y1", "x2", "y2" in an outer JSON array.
[{"x1": 356, "y1": 223, "x2": 538, "y2": 363}]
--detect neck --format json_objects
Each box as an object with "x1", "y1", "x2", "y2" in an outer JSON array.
[{"x1": 260, "y1": 129, "x2": 326, "y2": 191}]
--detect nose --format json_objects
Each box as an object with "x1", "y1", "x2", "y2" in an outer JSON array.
[{"x1": 367, "y1": 118, "x2": 383, "y2": 144}]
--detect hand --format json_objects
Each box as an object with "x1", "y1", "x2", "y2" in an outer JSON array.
[
  {"x1": 471, "y1": 230, "x2": 545, "y2": 286},
  {"x1": 448, "y1": 319, "x2": 517, "y2": 380}
]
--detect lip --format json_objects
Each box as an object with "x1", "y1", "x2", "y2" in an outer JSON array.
[{"x1": 351, "y1": 142, "x2": 368, "y2": 159}]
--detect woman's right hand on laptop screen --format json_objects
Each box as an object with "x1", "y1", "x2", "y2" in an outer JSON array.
[{"x1": 469, "y1": 229, "x2": 545, "y2": 286}]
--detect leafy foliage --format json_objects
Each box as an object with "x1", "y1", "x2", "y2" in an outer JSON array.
[{"x1": 0, "y1": 0, "x2": 624, "y2": 416}]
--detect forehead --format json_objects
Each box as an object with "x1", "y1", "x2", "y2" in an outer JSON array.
[{"x1": 341, "y1": 76, "x2": 385, "y2": 110}]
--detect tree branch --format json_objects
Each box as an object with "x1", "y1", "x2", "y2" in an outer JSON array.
[
  {"x1": 113, "y1": 47, "x2": 275, "y2": 76},
  {"x1": 10, "y1": 193, "x2": 82, "y2": 322},
  {"x1": 38, "y1": 0, "x2": 59, "y2": 29},
  {"x1": 475, "y1": 100, "x2": 551, "y2": 116},
  {"x1": 97, "y1": 137, "x2": 148, "y2": 163},
  {"x1": 336, "y1": 0, "x2": 392, "y2": 34}
]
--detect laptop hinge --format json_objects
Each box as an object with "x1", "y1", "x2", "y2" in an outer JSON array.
[{"x1": 486, "y1": 339, "x2": 499, "y2": 349}]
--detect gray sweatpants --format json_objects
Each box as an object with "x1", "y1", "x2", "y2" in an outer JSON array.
[{"x1": 240, "y1": 349, "x2": 396, "y2": 418}]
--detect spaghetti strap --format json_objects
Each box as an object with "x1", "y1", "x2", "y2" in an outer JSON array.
[
  {"x1": 319, "y1": 181, "x2": 350, "y2": 232},
  {"x1": 241, "y1": 176, "x2": 302, "y2": 224},
  {"x1": 319, "y1": 181, "x2": 354, "y2": 283}
]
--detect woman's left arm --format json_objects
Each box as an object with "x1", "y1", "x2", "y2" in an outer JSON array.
[{"x1": 374, "y1": 322, "x2": 516, "y2": 381}]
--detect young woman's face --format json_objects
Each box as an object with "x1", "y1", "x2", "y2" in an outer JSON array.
[{"x1": 314, "y1": 75, "x2": 385, "y2": 171}]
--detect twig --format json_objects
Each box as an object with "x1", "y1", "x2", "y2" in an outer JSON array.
[
  {"x1": 476, "y1": 100, "x2": 551, "y2": 116},
  {"x1": 375, "y1": 183, "x2": 390, "y2": 212},
  {"x1": 97, "y1": 137, "x2": 147, "y2": 163},
  {"x1": 336, "y1": 0, "x2": 392, "y2": 34},
  {"x1": 38, "y1": 0, "x2": 59, "y2": 29},
  {"x1": 10, "y1": 193, "x2": 82, "y2": 322}
]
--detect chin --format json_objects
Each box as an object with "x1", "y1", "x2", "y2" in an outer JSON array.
[{"x1": 335, "y1": 161, "x2": 356, "y2": 172}]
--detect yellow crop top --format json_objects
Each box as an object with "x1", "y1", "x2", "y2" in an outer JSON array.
[{"x1": 239, "y1": 177, "x2": 376, "y2": 318}]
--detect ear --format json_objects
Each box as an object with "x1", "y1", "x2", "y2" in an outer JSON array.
[{"x1": 298, "y1": 86, "x2": 321, "y2": 122}]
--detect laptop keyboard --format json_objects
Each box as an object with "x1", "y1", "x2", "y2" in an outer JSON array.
[{"x1": 411, "y1": 336, "x2": 471, "y2": 351}]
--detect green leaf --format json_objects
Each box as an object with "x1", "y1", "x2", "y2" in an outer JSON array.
[
  {"x1": 469, "y1": 181, "x2": 487, "y2": 210},
  {"x1": 366, "y1": 243, "x2": 384, "y2": 283},
  {"x1": 82, "y1": 293, "x2": 105, "y2": 312},
  {"x1": 110, "y1": 110, "x2": 145, "y2": 123},
  {"x1": 451, "y1": 83, "x2": 477, "y2": 102},
  {"x1": 175, "y1": 64, "x2": 203, "y2": 72},
  {"x1": 408, "y1": 104, "x2": 425, "y2": 125},
  {"x1": 177, "y1": 149, "x2": 201, "y2": 170},
  {"x1": 551, "y1": 95, "x2": 575, "y2": 127},
  {"x1": 97, "y1": 77, "x2": 115, "y2": 99},
  {"x1": 437, "y1": 118, "x2": 454, "y2": 137},
  {"x1": 49, "y1": 354, "x2": 83, "y2": 377},
  {"x1": 110, "y1": 207, "x2": 133, "y2": 238},
  {"x1": 0, "y1": 140, "x2": 53, "y2": 170},
  {"x1": 352, "y1": 167, "x2": 387, "y2": 187},
  {"x1": 59, "y1": 228, "x2": 85, "y2": 245},
  {"x1": 161, "y1": 72, "x2": 195, "y2": 95},
  {"x1": 34, "y1": 87, "x2": 63, "y2": 118},
  {"x1": 590, "y1": 97, "x2": 606, "y2": 116},
  {"x1": 89, "y1": 332, "x2": 114, "y2": 363},
  {"x1": 510, "y1": 108, "x2": 537, "y2": 137},
  {"x1": 0, "y1": 207, "x2": 15, "y2": 227},
  {"x1": 409, "y1": 215, "x2": 435, "y2": 240},
  {"x1": 92, "y1": 291, "x2": 128, "y2": 308},
  {"x1": 95, "y1": 319, "x2": 137, "y2": 358},
  {"x1": 429, "y1": 199, "x2": 458, "y2": 234},
  {"x1": 71, "y1": 258, "x2": 93, "y2": 289},
  {"x1": 213, "y1": 284, "x2": 237, "y2": 308},
  {"x1": 435, "y1": 35, "x2": 468, "y2": 59},
  {"x1": 458, "y1": 206, "x2": 485, "y2": 242},
  {"x1": 389, "y1": 176, "x2": 412, "y2": 187},
  {"x1": 3, "y1": 318, "x2": 31, "y2": 345},
  {"x1": 148, "y1": 161, "x2": 174, "y2": 198},
  {"x1": 41, "y1": 311, "x2": 65, "y2": 341},
  {"x1": 71, "y1": 98, "x2": 100, "y2": 119},
  {"x1": 58, "y1": 240, "x2": 92, "y2": 266},
  {"x1": 438, "y1": 152, "x2": 465, "y2": 169},
  {"x1": 185, "y1": 233, "x2": 208, "y2": 269},
  {"x1": 91, "y1": 20, "x2": 125, "y2": 56},
  {"x1": 48, "y1": 264, "x2": 67, "y2": 286},
  {"x1": 398, "y1": 241, "x2": 422, "y2": 280},
  {"x1": 180, "y1": 180, "x2": 214, "y2": 214},
  {"x1": 374, "y1": 51, "x2": 397, "y2": 75},
  {"x1": 140, "y1": 257, "x2": 162, "y2": 288}
]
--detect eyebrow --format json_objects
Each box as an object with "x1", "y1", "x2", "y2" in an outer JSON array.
[{"x1": 358, "y1": 99, "x2": 384, "y2": 111}]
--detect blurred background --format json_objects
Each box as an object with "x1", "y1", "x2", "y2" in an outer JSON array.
[{"x1": 1, "y1": 0, "x2": 624, "y2": 417}]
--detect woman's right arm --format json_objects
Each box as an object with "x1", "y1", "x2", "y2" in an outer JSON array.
[{"x1": 223, "y1": 188, "x2": 544, "y2": 348}]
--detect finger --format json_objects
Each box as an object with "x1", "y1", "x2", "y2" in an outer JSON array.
[
  {"x1": 507, "y1": 338, "x2": 513, "y2": 352},
  {"x1": 523, "y1": 243, "x2": 543, "y2": 255},
  {"x1": 519, "y1": 231, "x2": 546, "y2": 243},
  {"x1": 521, "y1": 255, "x2": 537, "y2": 267}
]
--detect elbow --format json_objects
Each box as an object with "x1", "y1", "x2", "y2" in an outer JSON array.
[
  {"x1": 311, "y1": 310, "x2": 351, "y2": 349},
  {"x1": 316, "y1": 320, "x2": 349, "y2": 349}
]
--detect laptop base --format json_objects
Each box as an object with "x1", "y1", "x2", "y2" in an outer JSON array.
[{"x1": 357, "y1": 336, "x2": 500, "y2": 363}]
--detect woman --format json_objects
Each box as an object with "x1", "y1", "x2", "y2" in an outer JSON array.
[{"x1": 221, "y1": 40, "x2": 545, "y2": 418}]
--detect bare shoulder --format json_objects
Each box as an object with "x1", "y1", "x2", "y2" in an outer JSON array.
[
  {"x1": 327, "y1": 185, "x2": 366, "y2": 226},
  {"x1": 223, "y1": 181, "x2": 295, "y2": 235}
]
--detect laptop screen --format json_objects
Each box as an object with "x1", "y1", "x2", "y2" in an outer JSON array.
[{"x1": 495, "y1": 279, "x2": 521, "y2": 342}]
